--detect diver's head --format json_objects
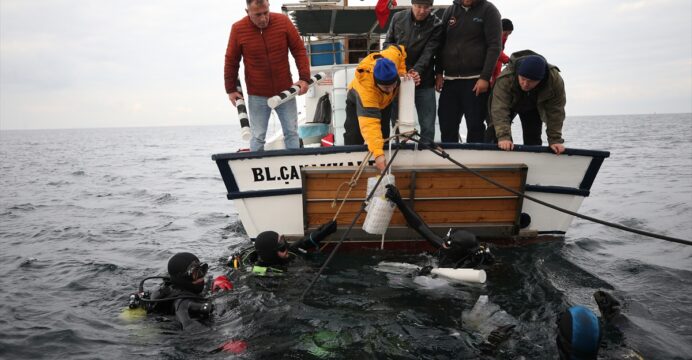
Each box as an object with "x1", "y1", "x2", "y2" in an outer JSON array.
[
  {"x1": 445, "y1": 229, "x2": 479, "y2": 255},
  {"x1": 556, "y1": 305, "x2": 601, "y2": 360},
  {"x1": 167, "y1": 252, "x2": 208, "y2": 294},
  {"x1": 254, "y1": 231, "x2": 289, "y2": 265}
]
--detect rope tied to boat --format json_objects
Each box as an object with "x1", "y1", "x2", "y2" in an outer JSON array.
[
  {"x1": 331, "y1": 151, "x2": 373, "y2": 220},
  {"x1": 301, "y1": 146, "x2": 403, "y2": 301},
  {"x1": 397, "y1": 131, "x2": 692, "y2": 246}
]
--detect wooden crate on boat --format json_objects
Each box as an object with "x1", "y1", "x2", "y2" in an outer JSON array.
[{"x1": 301, "y1": 164, "x2": 528, "y2": 241}]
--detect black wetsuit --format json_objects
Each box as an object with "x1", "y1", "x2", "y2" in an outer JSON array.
[
  {"x1": 146, "y1": 280, "x2": 212, "y2": 331},
  {"x1": 385, "y1": 184, "x2": 493, "y2": 268}
]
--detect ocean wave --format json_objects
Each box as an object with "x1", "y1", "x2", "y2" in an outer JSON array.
[
  {"x1": 8, "y1": 203, "x2": 35, "y2": 211},
  {"x1": 154, "y1": 193, "x2": 176, "y2": 204}
]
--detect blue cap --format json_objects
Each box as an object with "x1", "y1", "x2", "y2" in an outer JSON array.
[
  {"x1": 374, "y1": 58, "x2": 398, "y2": 85},
  {"x1": 517, "y1": 55, "x2": 546, "y2": 81}
]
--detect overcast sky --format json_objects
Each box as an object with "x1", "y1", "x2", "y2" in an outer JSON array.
[{"x1": 1, "y1": 0, "x2": 690, "y2": 130}]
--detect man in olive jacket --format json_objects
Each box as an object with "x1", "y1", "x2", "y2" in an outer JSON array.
[
  {"x1": 488, "y1": 50, "x2": 567, "y2": 155},
  {"x1": 383, "y1": 0, "x2": 443, "y2": 141}
]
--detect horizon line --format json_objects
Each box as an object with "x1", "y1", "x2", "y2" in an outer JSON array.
[{"x1": 1, "y1": 112, "x2": 690, "y2": 132}]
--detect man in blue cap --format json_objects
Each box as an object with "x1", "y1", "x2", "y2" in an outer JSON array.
[
  {"x1": 344, "y1": 45, "x2": 411, "y2": 172},
  {"x1": 487, "y1": 50, "x2": 567, "y2": 154}
]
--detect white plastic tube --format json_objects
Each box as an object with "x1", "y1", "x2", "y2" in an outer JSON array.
[
  {"x1": 430, "y1": 268, "x2": 487, "y2": 284},
  {"x1": 235, "y1": 85, "x2": 252, "y2": 142},
  {"x1": 397, "y1": 77, "x2": 416, "y2": 133},
  {"x1": 267, "y1": 72, "x2": 326, "y2": 109}
]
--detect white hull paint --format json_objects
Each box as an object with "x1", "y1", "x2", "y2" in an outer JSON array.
[{"x1": 213, "y1": 144, "x2": 608, "y2": 240}]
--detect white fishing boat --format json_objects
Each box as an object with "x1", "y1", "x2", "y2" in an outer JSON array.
[{"x1": 212, "y1": 1, "x2": 610, "y2": 249}]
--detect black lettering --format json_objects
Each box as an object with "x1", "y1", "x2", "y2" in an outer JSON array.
[
  {"x1": 290, "y1": 166, "x2": 300, "y2": 179},
  {"x1": 280, "y1": 166, "x2": 289, "y2": 180},
  {"x1": 265, "y1": 167, "x2": 276, "y2": 181},
  {"x1": 252, "y1": 168, "x2": 265, "y2": 182}
]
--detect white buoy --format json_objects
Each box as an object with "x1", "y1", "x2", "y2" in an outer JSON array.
[{"x1": 430, "y1": 268, "x2": 487, "y2": 284}]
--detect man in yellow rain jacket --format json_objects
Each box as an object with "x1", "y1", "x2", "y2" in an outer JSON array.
[{"x1": 343, "y1": 45, "x2": 416, "y2": 172}]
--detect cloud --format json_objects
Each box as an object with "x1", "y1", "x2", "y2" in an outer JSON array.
[{"x1": 0, "y1": 0, "x2": 690, "y2": 129}]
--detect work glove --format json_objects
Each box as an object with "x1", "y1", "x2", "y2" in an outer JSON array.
[
  {"x1": 418, "y1": 265, "x2": 433, "y2": 276},
  {"x1": 384, "y1": 184, "x2": 403, "y2": 204},
  {"x1": 211, "y1": 275, "x2": 233, "y2": 293},
  {"x1": 487, "y1": 324, "x2": 515, "y2": 346},
  {"x1": 309, "y1": 220, "x2": 337, "y2": 245},
  {"x1": 594, "y1": 290, "x2": 621, "y2": 322}
]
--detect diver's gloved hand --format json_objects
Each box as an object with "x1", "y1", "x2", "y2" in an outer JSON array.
[
  {"x1": 418, "y1": 265, "x2": 433, "y2": 276},
  {"x1": 212, "y1": 275, "x2": 233, "y2": 293},
  {"x1": 594, "y1": 290, "x2": 621, "y2": 322},
  {"x1": 384, "y1": 184, "x2": 403, "y2": 204},
  {"x1": 487, "y1": 324, "x2": 515, "y2": 346},
  {"x1": 309, "y1": 220, "x2": 337, "y2": 245}
]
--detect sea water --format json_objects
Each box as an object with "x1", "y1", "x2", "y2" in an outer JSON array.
[{"x1": 1, "y1": 114, "x2": 691, "y2": 359}]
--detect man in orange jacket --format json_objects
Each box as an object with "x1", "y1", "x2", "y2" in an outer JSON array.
[
  {"x1": 224, "y1": 0, "x2": 311, "y2": 151},
  {"x1": 343, "y1": 45, "x2": 415, "y2": 172}
]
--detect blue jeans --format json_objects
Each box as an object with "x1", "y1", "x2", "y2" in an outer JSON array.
[
  {"x1": 247, "y1": 95, "x2": 300, "y2": 151},
  {"x1": 390, "y1": 86, "x2": 437, "y2": 141},
  {"x1": 414, "y1": 87, "x2": 437, "y2": 141}
]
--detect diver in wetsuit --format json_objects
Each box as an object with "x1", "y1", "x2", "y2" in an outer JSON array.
[
  {"x1": 241, "y1": 220, "x2": 338, "y2": 274},
  {"x1": 557, "y1": 290, "x2": 642, "y2": 360},
  {"x1": 384, "y1": 184, "x2": 494, "y2": 269},
  {"x1": 135, "y1": 252, "x2": 233, "y2": 330}
]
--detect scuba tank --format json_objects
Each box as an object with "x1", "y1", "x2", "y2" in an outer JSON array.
[{"x1": 122, "y1": 276, "x2": 214, "y2": 322}]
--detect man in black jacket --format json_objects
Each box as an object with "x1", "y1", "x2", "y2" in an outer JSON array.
[
  {"x1": 435, "y1": 0, "x2": 501, "y2": 143},
  {"x1": 383, "y1": 0, "x2": 443, "y2": 141}
]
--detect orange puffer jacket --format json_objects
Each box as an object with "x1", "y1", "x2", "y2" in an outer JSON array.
[{"x1": 224, "y1": 13, "x2": 310, "y2": 97}]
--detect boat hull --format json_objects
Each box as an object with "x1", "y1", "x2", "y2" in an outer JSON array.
[{"x1": 212, "y1": 143, "x2": 609, "y2": 245}]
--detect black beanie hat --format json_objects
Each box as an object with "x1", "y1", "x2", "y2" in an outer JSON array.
[
  {"x1": 167, "y1": 252, "x2": 205, "y2": 294},
  {"x1": 517, "y1": 55, "x2": 547, "y2": 81},
  {"x1": 501, "y1": 18, "x2": 514, "y2": 31},
  {"x1": 254, "y1": 231, "x2": 283, "y2": 265},
  {"x1": 449, "y1": 230, "x2": 478, "y2": 250}
]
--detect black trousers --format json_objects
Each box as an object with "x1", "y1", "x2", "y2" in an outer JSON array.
[
  {"x1": 486, "y1": 108, "x2": 543, "y2": 145},
  {"x1": 343, "y1": 96, "x2": 392, "y2": 145},
  {"x1": 438, "y1": 79, "x2": 488, "y2": 143}
]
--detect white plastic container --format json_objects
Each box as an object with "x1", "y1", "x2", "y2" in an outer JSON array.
[
  {"x1": 332, "y1": 66, "x2": 356, "y2": 146},
  {"x1": 362, "y1": 196, "x2": 395, "y2": 235},
  {"x1": 263, "y1": 132, "x2": 285, "y2": 150},
  {"x1": 365, "y1": 174, "x2": 395, "y2": 212}
]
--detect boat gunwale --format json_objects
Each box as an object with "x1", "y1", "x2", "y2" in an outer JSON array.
[{"x1": 211, "y1": 143, "x2": 611, "y2": 161}]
